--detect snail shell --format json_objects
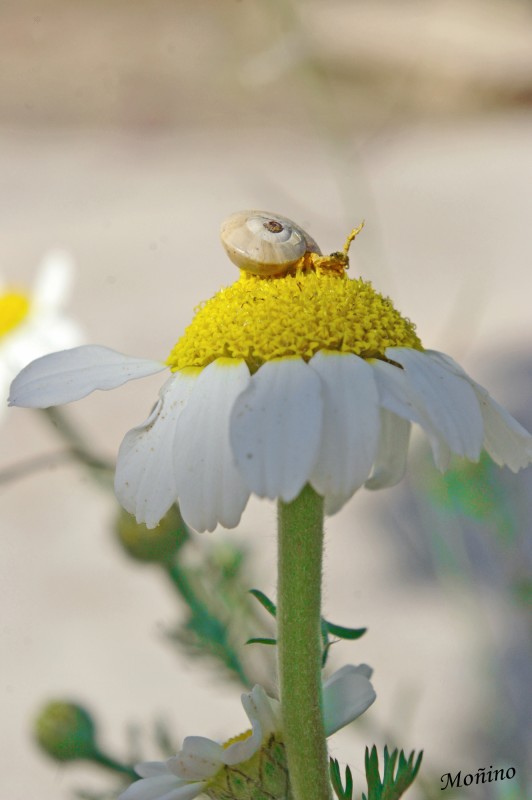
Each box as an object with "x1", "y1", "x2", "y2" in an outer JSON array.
[{"x1": 220, "y1": 210, "x2": 321, "y2": 276}]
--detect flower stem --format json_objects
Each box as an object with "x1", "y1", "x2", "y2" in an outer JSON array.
[
  {"x1": 92, "y1": 748, "x2": 138, "y2": 780},
  {"x1": 277, "y1": 484, "x2": 331, "y2": 800}
]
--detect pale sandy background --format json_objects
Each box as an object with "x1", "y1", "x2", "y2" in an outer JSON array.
[{"x1": 1, "y1": 2, "x2": 532, "y2": 798}]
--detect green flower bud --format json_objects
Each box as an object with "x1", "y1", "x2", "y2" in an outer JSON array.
[
  {"x1": 116, "y1": 505, "x2": 188, "y2": 563},
  {"x1": 35, "y1": 701, "x2": 97, "y2": 762}
]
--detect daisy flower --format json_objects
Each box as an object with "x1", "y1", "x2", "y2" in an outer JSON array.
[
  {"x1": 1, "y1": 250, "x2": 82, "y2": 421},
  {"x1": 119, "y1": 664, "x2": 376, "y2": 800},
  {"x1": 8, "y1": 213, "x2": 532, "y2": 531}
]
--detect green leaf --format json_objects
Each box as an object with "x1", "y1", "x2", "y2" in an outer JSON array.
[
  {"x1": 249, "y1": 589, "x2": 277, "y2": 618},
  {"x1": 323, "y1": 620, "x2": 367, "y2": 640},
  {"x1": 365, "y1": 746, "x2": 382, "y2": 798},
  {"x1": 250, "y1": 589, "x2": 367, "y2": 667},
  {"x1": 245, "y1": 637, "x2": 277, "y2": 646},
  {"x1": 329, "y1": 758, "x2": 353, "y2": 800},
  {"x1": 363, "y1": 745, "x2": 423, "y2": 800},
  {"x1": 321, "y1": 640, "x2": 333, "y2": 667},
  {"x1": 330, "y1": 758, "x2": 342, "y2": 797},
  {"x1": 345, "y1": 765, "x2": 353, "y2": 798}
]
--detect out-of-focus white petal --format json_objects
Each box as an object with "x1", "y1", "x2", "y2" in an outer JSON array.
[
  {"x1": 115, "y1": 372, "x2": 199, "y2": 528},
  {"x1": 425, "y1": 349, "x2": 532, "y2": 471},
  {"x1": 8, "y1": 345, "x2": 165, "y2": 408},
  {"x1": 365, "y1": 409, "x2": 411, "y2": 490},
  {"x1": 32, "y1": 249, "x2": 75, "y2": 312},
  {"x1": 30, "y1": 316, "x2": 84, "y2": 353},
  {"x1": 167, "y1": 783, "x2": 207, "y2": 800},
  {"x1": 308, "y1": 351, "x2": 380, "y2": 501},
  {"x1": 2, "y1": 317, "x2": 84, "y2": 372},
  {"x1": 323, "y1": 664, "x2": 376, "y2": 737},
  {"x1": 322, "y1": 492, "x2": 350, "y2": 515},
  {"x1": 230, "y1": 357, "x2": 323, "y2": 503},
  {"x1": 119, "y1": 773, "x2": 204, "y2": 800},
  {"x1": 0, "y1": 360, "x2": 11, "y2": 418},
  {"x1": 174, "y1": 358, "x2": 251, "y2": 532},
  {"x1": 477, "y1": 392, "x2": 532, "y2": 471},
  {"x1": 169, "y1": 736, "x2": 224, "y2": 781},
  {"x1": 136, "y1": 762, "x2": 174, "y2": 778}
]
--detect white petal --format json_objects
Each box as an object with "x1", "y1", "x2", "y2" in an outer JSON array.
[
  {"x1": 0, "y1": 360, "x2": 12, "y2": 417},
  {"x1": 387, "y1": 348, "x2": 484, "y2": 461},
  {"x1": 343, "y1": 662, "x2": 373, "y2": 680},
  {"x1": 218, "y1": 685, "x2": 281, "y2": 766},
  {"x1": 308, "y1": 352, "x2": 380, "y2": 506},
  {"x1": 425, "y1": 350, "x2": 532, "y2": 471},
  {"x1": 119, "y1": 775, "x2": 204, "y2": 800},
  {"x1": 115, "y1": 372, "x2": 199, "y2": 528},
  {"x1": 242, "y1": 684, "x2": 281, "y2": 737},
  {"x1": 8, "y1": 345, "x2": 165, "y2": 408},
  {"x1": 323, "y1": 664, "x2": 376, "y2": 737},
  {"x1": 473, "y1": 389, "x2": 532, "y2": 471},
  {"x1": 223, "y1": 685, "x2": 280, "y2": 766},
  {"x1": 28, "y1": 316, "x2": 84, "y2": 353},
  {"x1": 166, "y1": 784, "x2": 207, "y2": 800},
  {"x1": 322, "y1": 493, "x2": 350, "y2": 515},
  {"x1": 423, "y1": 349, "x2": 479, "y2": 378},
  {"x1": 222, "y1": 728, "x2": 261, "y2": 767},
  {"x1": 230, "y1": 357, "x2": 323, "y2": 502},
  {"x1": 32, "y1": 249, "x2": 75, "y2": 312},
  {"x1": 365, "y1": 409, "x2": 411, "y2": 490},
  {"x1": 2, "y1": 316, "x2": 84, "y2": 373},
  {"x1": 323, "y1": 663, "x2": 373, "y2": 686},
  {"x1": 373, "y1": 349, "x2": 483, "y2": 468},
  {"x1": 169, "y1": 736, "x2": 224, "y2": 781},
  {"x1": 370, "y1": 359, "x2": 449, "y2": 469},
  {"x1": 136, "y1": 762, "x2": 174, "y2": 778},
  {"x1": 174, "y1": 359, "x2": 251, "y2": 532}
]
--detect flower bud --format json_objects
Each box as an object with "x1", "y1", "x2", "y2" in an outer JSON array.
[
  {"x1": 116, "y1": 505, "x2": 188, "y2": 563},
  {"x1": 34, "y1": 701, "x2": 97, "y2": 761}
]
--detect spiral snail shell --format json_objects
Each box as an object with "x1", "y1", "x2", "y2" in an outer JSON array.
[{"x1": 220, "y1": 210, "x2": 321, "y2": 277}]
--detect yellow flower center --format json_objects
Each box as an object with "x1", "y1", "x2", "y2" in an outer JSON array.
[
  {"x1": 166, "y1": 271, "x2": 422, "y2": 373},
  {"x1": 0, "y1": 291, "x2": 31, "y2": 338}
]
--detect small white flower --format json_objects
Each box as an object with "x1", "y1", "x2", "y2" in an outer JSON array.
[
  {"x1": 0, "y1": 250, "x2": 82, "y2": 421},
  {"x1": 118, "y1": 664, "x2": 376, "y2": 800}
]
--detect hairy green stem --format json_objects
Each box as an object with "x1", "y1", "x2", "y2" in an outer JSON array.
[{"x1": 277, "y1": 484, "x2": 331, "y2": 800}]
